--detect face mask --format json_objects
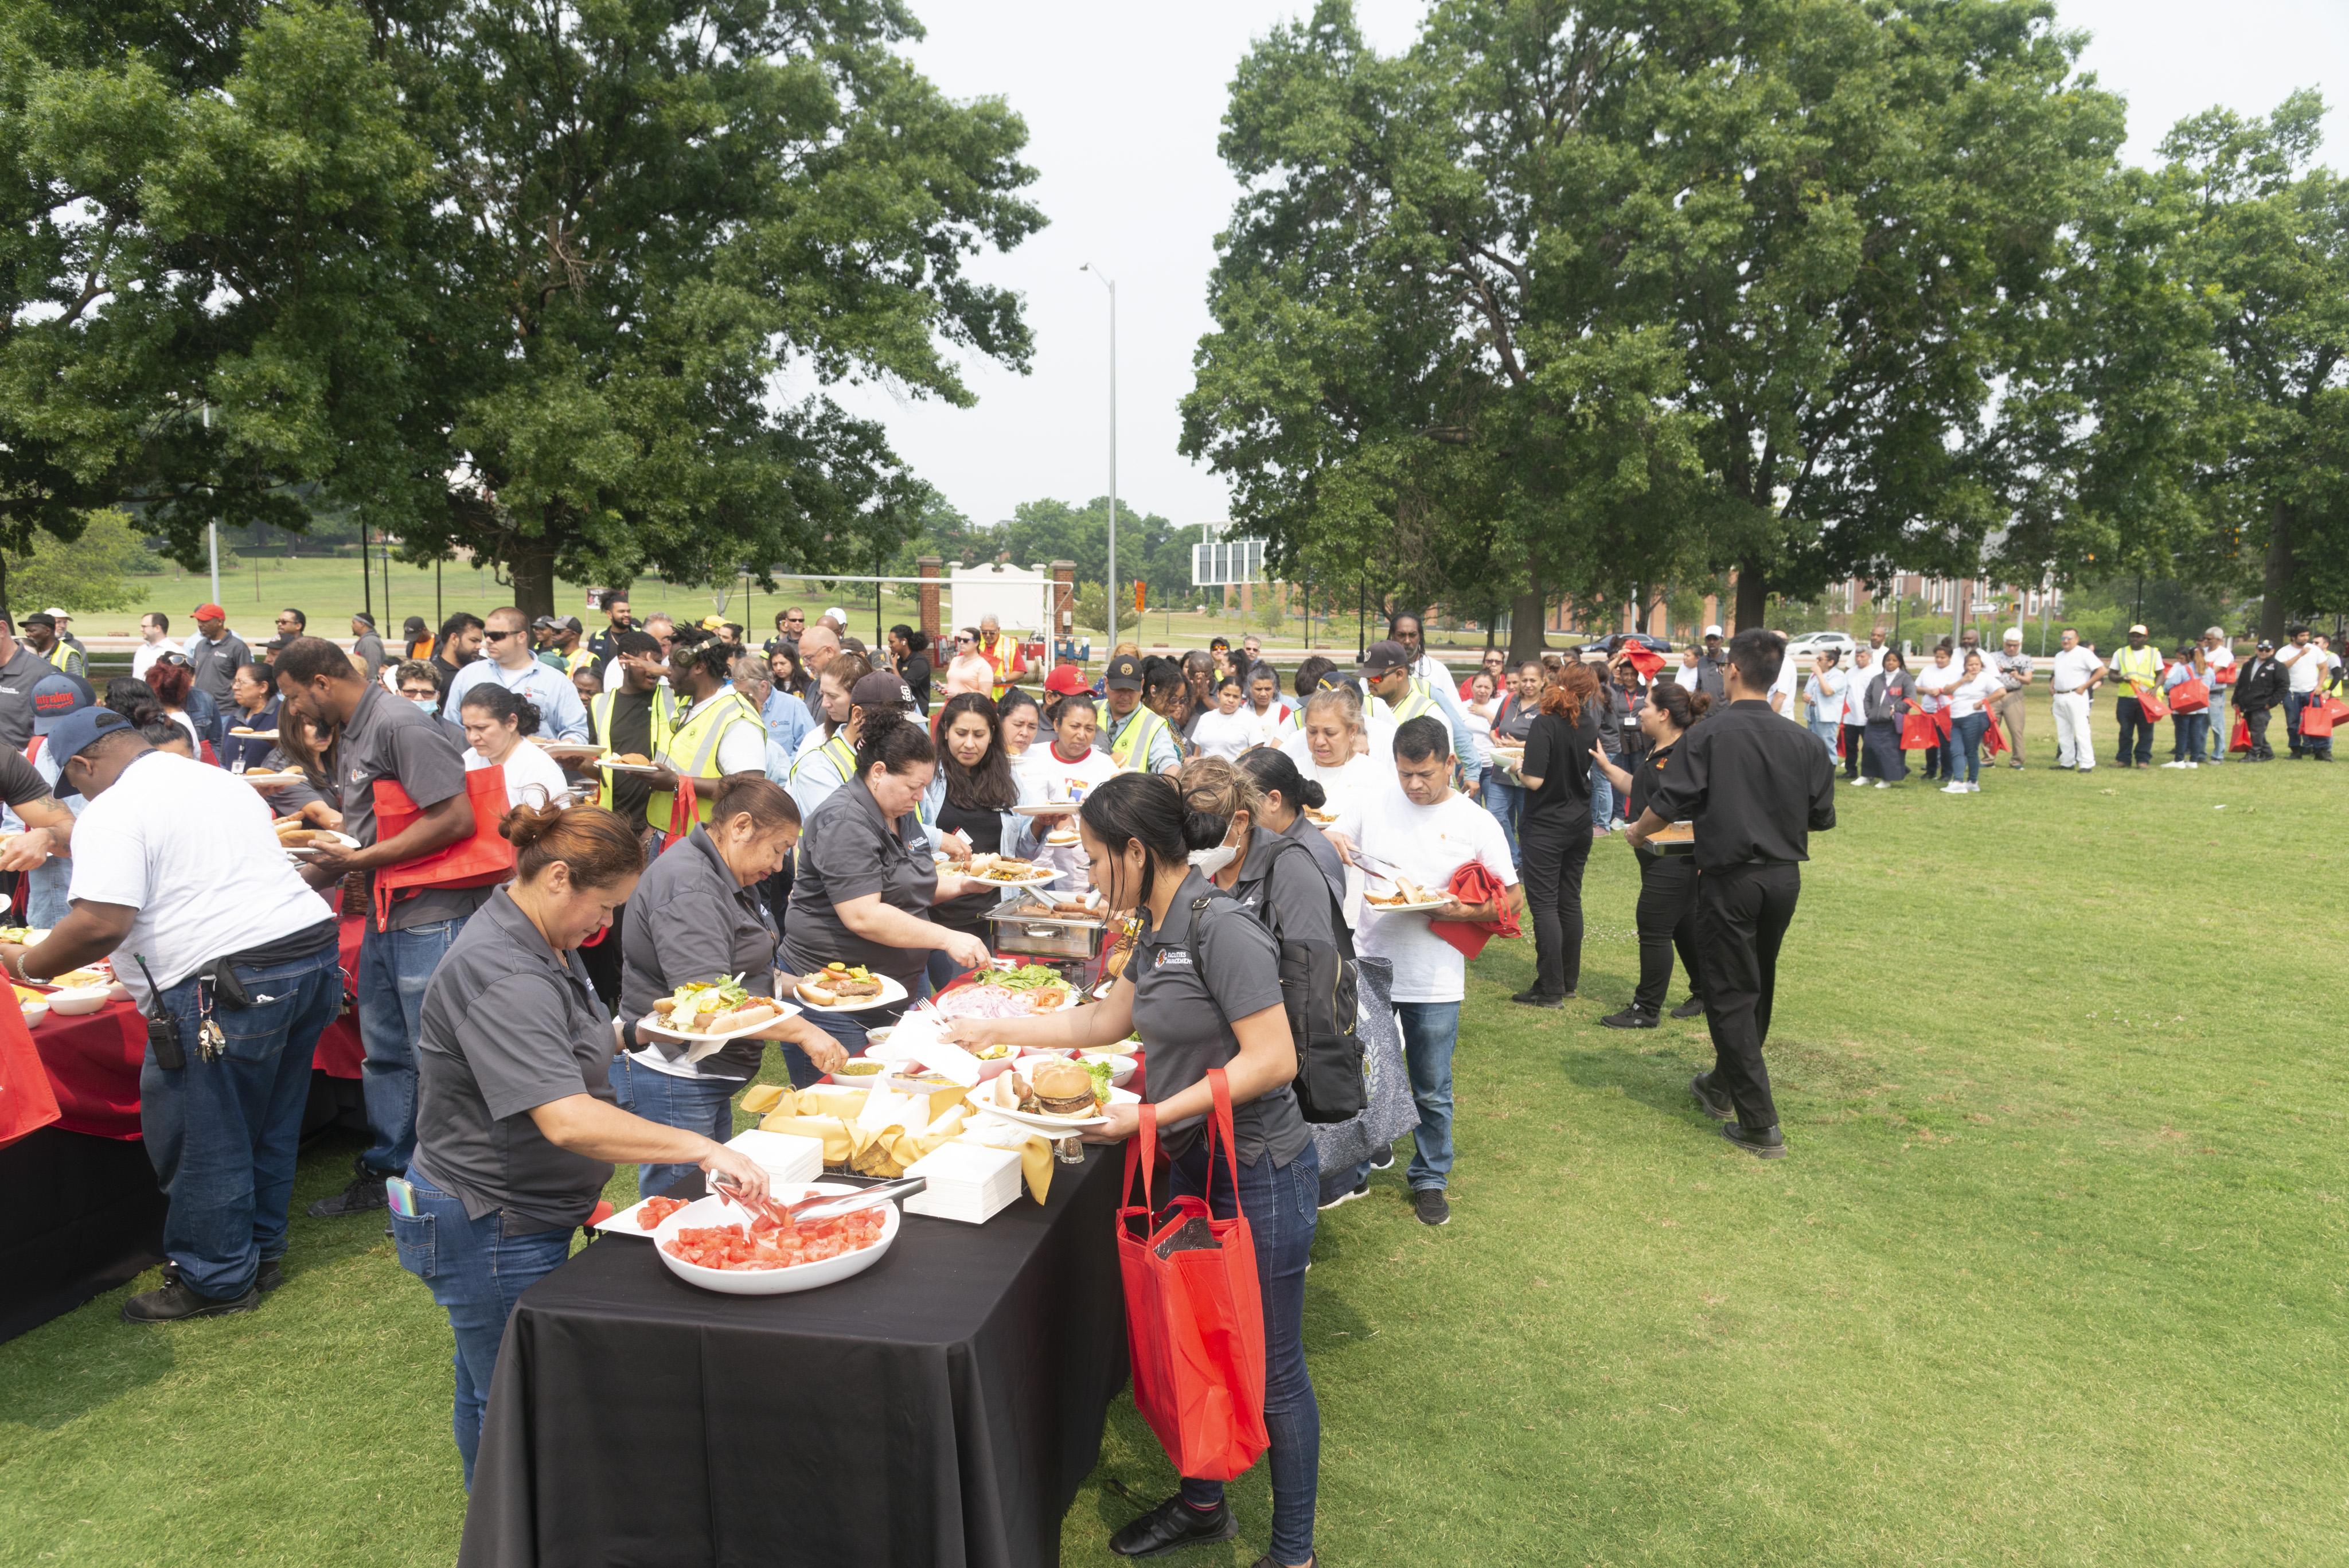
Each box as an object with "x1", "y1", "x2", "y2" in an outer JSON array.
[
  {"x1": 411, "y1": 699, "x2": 440, "y2": 716},
  {"x1": 1188, "y1": 830, "x2": 1242, "y2": 879}
]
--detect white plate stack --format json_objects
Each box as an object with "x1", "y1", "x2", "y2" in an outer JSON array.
[
  {"x1": 901, "y1": 1142, "x2": 1024, "y2": 1226},
  {"x1": 724, "y1": 1129, "x2": 824, "y2": 1187}
]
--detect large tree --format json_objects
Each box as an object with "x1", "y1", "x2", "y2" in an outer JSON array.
[{"x1": 1184, "y1": 0, "x2": 2122, "y2": 650}]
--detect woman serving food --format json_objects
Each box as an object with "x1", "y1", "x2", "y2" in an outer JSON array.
[
  {"x1": 616, "y1": 776, "x2": 848, "y2": 1191},
  {"x1": 941, "y1": 770, "x2": 1322, "y2": 1568}
]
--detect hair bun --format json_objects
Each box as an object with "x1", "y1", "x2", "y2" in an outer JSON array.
[
  {"x1": 1298, "y1": 779, "x2": 1327, "y2": 810},
  {"x1": 500, "y1": 798, "x2": 564, "y2": 848}
]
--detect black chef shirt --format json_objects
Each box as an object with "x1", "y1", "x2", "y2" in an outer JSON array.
[
  {"x1": 1645, "y1": 699, "x2": 1836, "y2": 871},
  {"x1": 778, "y1": 775, "x2": 938, "y2": 986}
]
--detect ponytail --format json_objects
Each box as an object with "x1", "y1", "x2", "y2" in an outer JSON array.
[{"x1": 501, "y1": 799, "x2": 643, "y2": 888}]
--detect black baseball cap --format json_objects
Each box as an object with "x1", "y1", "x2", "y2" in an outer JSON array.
[
  {"x1": 1357, "y1": 639, "x2": 1409, "y2": 678},
  {"x1": 849, "y1": 669, "x2": 916, "y2": 710},
  {"x1": 1103, "y1": 653, "x2": 1144, "y2": 691}
]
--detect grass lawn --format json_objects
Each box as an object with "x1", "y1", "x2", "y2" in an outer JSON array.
[{"x1": 5, "y1": 708, "x2": 2344, "y2": 1566}]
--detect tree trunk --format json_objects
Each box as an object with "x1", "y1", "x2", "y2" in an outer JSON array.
[
  {"x1": 1733, "y1": 559, "x2": 1769, "y2": 634},
  {"x1": 508, "y1": 535, "x2": 560, "y2": 622},
  {"x1": 1507, "y1": 577, "x2": 1546, "y2": 665},
  {"x1": 2259, "y1": 500, "x2": 2294, "y2": 645}
]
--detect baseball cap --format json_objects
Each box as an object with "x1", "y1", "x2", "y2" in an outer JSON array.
[
  {"x1": 193, "y1": 602, "x2": 226, "y2": 619},
  {"x1": 700, "y1": 614, "x2": 728, "y2": 633},
  {"x1": 1702, "y1": 624, "x2": 1724, "y2": 638},
  {"x1": 41, "y1": 607, "x2": 68, "y2": 619},
  {"x1": 1103, "y1": 653, "x2": 1144, "y2": 691},
  {"x1": 44, "y1": 707, "x2": 132, "y2": 794},
  {"x1": 1044, "y1": 663, "x2": 1092, "y2": 697},
  {"x1": 2128, "y1": 623, "x2": 2149, "y2": 635},
  {"x1": 849, "y1": 669, "x2": 916, "y2": 711},
  {"x1": 30, "y1": 670, "x2": 89, "y2": 735},
  {"x1": 2257, "y1": 638, "x2": 2275, "y2": 650},
  {"x1": 824, "y1": 606, "x2": 848, "y2": 623},
  {"x1": 1356, "y1": 639, "x2": 1409, "y2": 678},
  {"x1": 530, "y1": 614, "x2": 559, "y2": 630}
]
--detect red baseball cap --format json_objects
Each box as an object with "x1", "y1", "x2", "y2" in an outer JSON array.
[
  {"x1": 1044, "y1": 664, "x2": 1091, "y2": 697},
  {"x1": 192, "y1": 602, "x2": 227, "y2": 619}
]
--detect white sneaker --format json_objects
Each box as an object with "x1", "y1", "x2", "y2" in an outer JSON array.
[
  {"x1": 1942, "y1": 782, "x2": 1967, "y2": 794},
  {"x1": 2160, "y1": 760, "x2": 2187, "y2": 769},
  {"x1": 1967, "y1": 782, "x2": 1980, "y2": 793},
  {"x1": 1875, "y1": 779, "x2": 1891, "y2": 789}
]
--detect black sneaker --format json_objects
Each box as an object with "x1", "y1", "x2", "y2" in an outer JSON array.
[
  {"x1": 1600, "y1": 1006, "x2": 1657, "y2": 1029},
  {"x1": 1108, "y1": 1495, "x2": 1238, "y2": 1558},
  {"x1": 1720, "y1": 1122, "x2": 1787, "y2": 1159},
  {"x1": 1509, "y1": 988, "x2": 1566, "y2": 1009},
  {"x1": 122, "y1": 1277, "x2": 260, "y2": 1324},
  {"x1": 1317, "y1": 1181, "x2": 1369, "y2": 1211},
  {"x1": 307, "y1": 1171, "x2": 388, "y2": 1218},
  {"x1": 1367, "y1": 1145, "x2": 1395, "y2": 1171},
  {"x1": 257, "y1": 1258, "x2": 284, "y2": 1293},
  {"x1": 1412, "y1": 1188, "x2": 1450, "y2": 1226},
  {"x1": 1670, "y1": 996, "x2": 1707, "y2": 1020},
  {"x1": 1689, "y1": 1072, "x2": 1734, "y2": 1121}
]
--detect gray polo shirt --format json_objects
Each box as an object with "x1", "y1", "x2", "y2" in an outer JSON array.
[
  {"x1": 778, "y1": 775, "x2": 937, "y2": 987},
  {"x1": 0, "y1": 645, "x2": 49, "y2": 751},
  {"x1": 1130, "y1": 869, "x2": 1309, "y2": 1167},
  {"x1": 187, "y1": 630, "x2": 249, "y2": 708},
  {"x1": 353, "y1": 631, "x2": 387, "y2": 680},
  {"x1": 337, "y1": 681, "x2": 488, "y2": 931},
  {"x1": 620, "y1": 827, "x2": 780, "y2": 1079},
  {"x1": 409, "y1": 888, "x2": 616, "y2": 1232}
]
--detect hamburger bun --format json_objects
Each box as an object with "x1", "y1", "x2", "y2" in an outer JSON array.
[{"x1": 1028, "y1": 1057, "x2": 1099, "y2": 1117}]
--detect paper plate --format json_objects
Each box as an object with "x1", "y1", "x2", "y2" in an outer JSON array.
[
  {"x1": 282, "y1": 830, "x2": 360, "y2": 861},
  {"x1": 1363, "y1": 896, "x2": 1450, "y2": 915},
  {"x1": 639, "y1": 998, "x2": 802, "y2": 1054},
  {"x1": 970, "y1": 1083, "x2": 1138, "y2": 1135},
  {"x1": 1012, "y1": 802, "x2": 1085, "y2": 817},
  {"x1": 967, "y1": 865, "x2": 1063, "y2": 888},
  {"x1": 240, "y1": 773, "x2": 303, "y2": 790},
  {"x1": 227, "y1": 728, "x2": 281, "y2": 742},
  {"x1": 596, "y1": 758, "x2": 669, "y2": 777},
  {"x1": 788, "y1": 970, "x2": 911, "y2": 1014}
]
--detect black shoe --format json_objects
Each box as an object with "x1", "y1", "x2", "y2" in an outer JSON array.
[
  {"x1": 1509, "y1": 988, "x2": 1566, "y2": 1009},
  {"x1": 1317, "y1": 1181, "x2": 1369, "y2": 1211},
  {"x1": 1600, "y1": 1006, "x2": 1657, "y2": 1029},
  {"x1": 1367, "y1": 1145, "x2": 1395, "y2": 1171},
  {"x1": 257, "y1": 1258, "x2": 284, "y2": 1293},
  {"x1": 1670, "y1": 996, "x2": 1707, "y2": 1020},
  {"x1": 1412, "y1": 1188, "x2": 1451, "y2": 1226},
  {"x1": 308, "y1": 1171, "x2": 388, "y2": 1218},
  {"x1": 1689, "y1": 1073, "x2": 1734, "y2": 1121},
  {"x1": 122, "y1": 1278, "x2": 260, "y2": 1324},
  {"x1": 1109, "y1": 1495, "x2": 1238, "y2": 1558},
  {"x1": 1720, "y1": 1121, "x2": 1786, "y2": 1157}
]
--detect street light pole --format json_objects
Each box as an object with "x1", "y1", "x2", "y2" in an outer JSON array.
[
  {"x1": 1082, "y1": 263, "x2": 1116, "y2": 655},
  {"x1": 200, "y1": 403, "x2": 220, "y2": 607}
]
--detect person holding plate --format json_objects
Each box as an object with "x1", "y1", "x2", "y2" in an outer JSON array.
[
  {"x1": 1589, "y1": 681, "x2": 1711, "y2": 1029},
  {"x1": 777, "y1": 707, "x2": 991, "y2": 1054},
  {"x1": 941, "y1": 770, "x2": 1321, "y2": 1568},
  {"x1": 615, "y1": 776, "x2": 846, "y2": 1186}
]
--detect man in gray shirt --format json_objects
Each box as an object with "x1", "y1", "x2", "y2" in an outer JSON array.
[
  {"x1": 350, "y1": 612, "x2": 388, "y2": 681},
  {"x1": 276, "y1": 637, "x2": 486, "y2": 1218},
  {"x1": 0, "y1": 615, "x2": 53, "y2": 751},
  {"x1": 185, "y1": 602, "x2": 249, "y2": 717}
]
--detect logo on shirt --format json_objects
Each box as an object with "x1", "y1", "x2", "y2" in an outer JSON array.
[{"x1": 1153, "y1": 948, "x2": 1192, "y2": 970}]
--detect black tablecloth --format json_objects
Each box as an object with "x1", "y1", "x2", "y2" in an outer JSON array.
[
  {"x1": 460, "y1": 1147, "x2": 1128, "y2": 1568},
  {"x1": 0, "y1": 1127, "x2": 165, "y2": 1342}
]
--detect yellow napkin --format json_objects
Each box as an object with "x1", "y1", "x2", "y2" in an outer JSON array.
[{"x1": 751, "y1": 1079, "x2": 1056, "y2": 1201}]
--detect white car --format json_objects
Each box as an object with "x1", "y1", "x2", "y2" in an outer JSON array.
[{"x1": 1782, "y1": 631, "x2": 1858, "y2": 658}]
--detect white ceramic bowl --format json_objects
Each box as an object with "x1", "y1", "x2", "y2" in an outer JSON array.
[
  {"x1": 1077, "y1": 1051, "x2": 1138, "y2": 1089},
  {"x1": 966, "y1": 1045, "x2": 1021, "y2": 1081},
  {"x1": 17, "y1": 998, "x2": 46, "y2": 1026},
  {"x1": 829, "y1": 1058, "x2": 890, "y2": 1085},
  {"x1": 651, "y1": 1185, "x2": 899, "y2": 1296},
  {"x1": 46, "y1": 985, "x2": 111, "y2": 1017}
]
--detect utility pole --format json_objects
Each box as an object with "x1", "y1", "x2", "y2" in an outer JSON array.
[
  {"x1": 1082, "y1": 264, "x2": 1117, "y2": 654},
  {"x1": 201, "y1": 404, "x2": 220, "y2": 607}
]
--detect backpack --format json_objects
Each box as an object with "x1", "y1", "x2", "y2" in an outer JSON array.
[{"x1": 1189, "y1": 837, "x2": 1366, "y2": 1124}]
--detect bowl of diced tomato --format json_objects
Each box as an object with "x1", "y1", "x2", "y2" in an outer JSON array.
[{"x1": 650, "y1": 1183, "x2": 900, "y2": 1296}]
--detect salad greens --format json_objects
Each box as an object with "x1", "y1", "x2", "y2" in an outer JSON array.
[{"x1": 993, "y1": 965, "x2": 1064, "y2": 991}]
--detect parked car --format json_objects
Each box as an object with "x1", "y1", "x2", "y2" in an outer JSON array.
[
  {"x1": 1782, "y1": 630, "x2": 1858, "y2": 658},
  {"x1": 1591, "y1": 631, "x2": 1676, "y2": 657}
]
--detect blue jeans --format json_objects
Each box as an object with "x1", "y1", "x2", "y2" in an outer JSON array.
[
  {"x1": 1808, "y1": 719, "x2": 1840, "y2": 757},
  {"x1": 611, "y1": 1052, "x2": 742, "y2": 1196},
  {"x1": 1589, "y1": 753, "x2": 1617, "y2": 829},
  {"x1": 24, "y1": 856, "x2": 70, "y2": 926},
  {"x1": 140, "y1": 945, "x2": 344, "y2": 1298},
  {"x1": 1170, "y1": 1140, "x2": 1320, "y2": 1566},
  {"x1": 1949, "y1": 712, "x2": 1988, "y2": 783},
  {"x1": 796, "y1": 970, "x2": 930, "y2": 1064},
  {"x1": 2172, "y1": 712, "x2": 2209, "y2": 762},
  {"x1": 1480, "y1": 776, "x2": 1523, "y2": 863},
  {"x1": 2114, "y1": 696, "x2": 2157, "y2": 765},
  {"x1": 2203, "y1": 696, "x2": 2229, "y2": 762},
  {"x1": 392, "y1": 1168, "x2": 575, "y2": 1488},
  {"x1": 355, "y1": 916, "x2": 471, "y2": 1178},
  {"x1": 2284, "y1": 688, "x2": 2307, "y2": 754},
  {"x1": 1398, "y1": 1000, "x2": 1460, "y2": 1191}
]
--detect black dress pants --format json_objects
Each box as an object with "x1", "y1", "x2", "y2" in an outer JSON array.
[
  {"x1": 1520, "y1": 811, "x2": 1592, "y2": 999},
  {"x1": 1632, "y1": 852, "x2": 1702, "y2": 1014},
  {"x1": 1694, "y1": 860, "x2": 1801, "y2": 1129}
]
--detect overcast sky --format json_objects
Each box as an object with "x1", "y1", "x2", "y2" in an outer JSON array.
[{"x1": 822, "y1": 0, "x2": 2349, "y2": 538}]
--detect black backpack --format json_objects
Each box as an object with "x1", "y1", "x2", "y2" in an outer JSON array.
[{"x1": 1187, "y1": 838, "x2": 1365, "y2": 1124}]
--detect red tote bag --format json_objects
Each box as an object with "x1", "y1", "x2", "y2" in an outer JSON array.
[
  {"x1": 370, "y1": 771, "x2": 518, "y2": 929},
  {"x1": 2135, "y1": 685, "x2": 2169, "y2": 723},
  {"x1": 1118, "y1": 1068, "x2": 1270, "y2": 1483},
  {"x1": 2229, "y1": 712, "x2": 2253, "y2": 753},
  {"x1": 1898, "y1": 705, "x2": 1937, "y2": 750},
  {"x1": 2169, "y1": 678, "x2": 2210, "y2": 714},
  {"x1": 2303, "y1": 700, "x2": 2336, "y2": 739}
]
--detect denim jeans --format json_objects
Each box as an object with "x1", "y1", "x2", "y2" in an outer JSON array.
[
  {"x1": 795, "y1": 968, "x2": 928, "y2": 1065},
  {"x1": 392, "y1": 1168, "x2": 576, "y2": 1488},
  {"x1": 1589, "y1": 752, "x2": 1617, "y2": 829},
  {"x1": 2203, "y1": 695, "x2": 2229, "y2": 762},
  {"x1": 611, "y1": 1052, "x2": 742, "y2": 1196},
  {"x1": 355, "y1": 915, "x2": 471, "y2": 1177},
  {"x1": 1808, "y1": 719, "x2": 1840, "y2": 758},
  {"x1": 1840, "y1": 723, "x2": 1866, "y2": 778},
  {"x1": 1398, "y1": 1000, "x2": 1461, "y2": 1191},
  {"x1": 1170, "y1": 1140, "x2": 1320, "y2": 1567},
  {"x1": 2284, "y1": 688, "x2": 2307, "y2": 754},
  {"x1": 24, "y1": 855, "x2": 71, "y2": 926},
  {"x1": 139, "y1": 945, "x2": 344, "y2": 1298},
  {"x1": 1480, "y1": 776, "x2": 1523, "y2": 863},
  {"x1": 2114, "y1": 697, "x2": 2156, "y2": 765},
  {"x1": 2172, "y1": 712, "x2": 2209, "y2": 762},
  {"x1": 1949, "y1": 712, "x2": 1988, "y2": 783}
]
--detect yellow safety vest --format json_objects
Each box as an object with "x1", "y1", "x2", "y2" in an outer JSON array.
[
  {"x1": 1108, "y1": 705, "x2": 1169, "y2": 772},
  {"x1": 591, "y1": 684, "x2": 676, "y2": 813},
  {"x1": 2114, "y1": 645, "x2": 2162, "y2": 691},
  {"x1": 649, "y1": 689, "x2": 764, "y2": 830},
  {"x1": 1391, "y1": 678, "x2": 1438, "y2": 724}
]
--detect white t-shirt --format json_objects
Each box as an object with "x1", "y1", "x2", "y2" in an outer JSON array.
[
  {"x1": 1914, "y1": 661, "x2": 1960, "y2": 711},
  {"x1": 2282, "y1": 643, "x2": 2328, "y2": 693},
  {"x1": 1840, "y1": 660, "x2": 1876, "y2": 720},
  {"x1": 1350, "y1": 788, "x2": 1517, "y2": 1004},
  {"x1": 467, "y1": 739, "x2": 569, "y2": 810},
  {"x1": 67, "y1": 751, "x2": 330, "y2": 1006},
  {"x1": 1805, "y1": 667, "x2": 1848, "y2": 725},
  {"x1": 1948, "y1": 671, "x2": 2005, "y2": 718},
  {"x1": 130, "y1": 639, "x2": 183, "y2": 680},
  {"x1": 1188, "y1": 706, "x2": 1255, "y2": 760},
  {"x1": 1239, "y1": 700, "x2": 1293, "y2": 751},
  {"x1": 1769, "y1": 657, "x2": 1804, "y2": 718},
  {"x1": 1016, "y1": 743, "x2": 1119, "y2": 877},
  {"x1": 2049, "y1": 646, "x2": 2103, "y2": 693}
]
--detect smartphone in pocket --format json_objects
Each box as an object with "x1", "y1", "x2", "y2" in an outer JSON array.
[{"x1": 385, "y1": 1175, "x2": 421, "y2": 1220}]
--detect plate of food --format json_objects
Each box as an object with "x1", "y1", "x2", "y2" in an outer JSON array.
[
  {"x1": 1302, "y1": 806, "x2": 1341, "y2": 825},
  {"x1": 227, "y1": 727, "x2": 281, "y2": 742},
  {"x1": 539, "y1": 742, "x2": 606, "y2": 762},
  {"x1": 1042, "y1": 827, "x2": 1080, "y2": 848},
  {"x1": 239, "y1": 769, "x2": 303, "y2": 789},
  {"x1": 932, "y1": 964, "x2": 1077, "y2": 1017},
  {"x1": 1363, "y1": 875, "x2": 1451, "y2": 915},
  {"x1": 276, "y1": 825, "x2": 360, "y2": 860},
  {"x1": 651, "y1": 1183, "x2": 900, "y2": 1296},
  {"x1": 596, "y1": 752, "x2": 670, "y2": 776},
  {"x1": 641, "y1": 978, "x2": 797, "y2": 1050},
  {"x1": 1012, "y1": 799, "x2": 1087, "y2": 818},
  {"x1": 970, "y1": 1056, "x2": 1136, "y2": 1133},
  {"x1": 0, "y1": 926, "x2": 53, "y2": 946},
  {"x1": 963, "y1": 853, "x2": 1062, "y2": 887},
  {"x1": 792, "y1": 963, "x2": 910, "y2": 1012}
]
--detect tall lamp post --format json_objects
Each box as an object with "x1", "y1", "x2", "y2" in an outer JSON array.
[
  {"x1": 1081, "y1": 263, "x2": 1116, "y2": 654},
  {"x1": 200, "y1": 403, "x2": 220, "y2": 607}
]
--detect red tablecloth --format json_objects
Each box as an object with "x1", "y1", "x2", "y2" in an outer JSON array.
[{"x1": 26, "y1": 916, "x2": 367, "y2": 1142}]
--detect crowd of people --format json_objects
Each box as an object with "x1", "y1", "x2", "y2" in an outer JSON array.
[{"x1": 7, "y1": 587, "x2": 2340, "y2": 1568}]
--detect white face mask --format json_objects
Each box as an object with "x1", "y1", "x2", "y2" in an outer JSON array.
[{"x1": 1188, "y1": 843, "x2": 1238, "y2": 879}]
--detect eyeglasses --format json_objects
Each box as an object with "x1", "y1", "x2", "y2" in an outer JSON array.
[{"x1": 483, "y1": 629, "x2": 518, "y2": 642}]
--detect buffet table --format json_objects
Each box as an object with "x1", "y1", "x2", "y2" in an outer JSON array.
[{"x1": 461, "y1": 1148, "x2": 1128, "y2": 1568}]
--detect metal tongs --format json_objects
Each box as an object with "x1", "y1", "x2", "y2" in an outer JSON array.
[{"x1": 713, "y1": 1175, "x2": 929, "y2": 1234}]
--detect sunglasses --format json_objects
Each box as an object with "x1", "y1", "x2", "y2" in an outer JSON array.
[{"x1": 483, "y1": 629, "x2": 519, "y2": 642}]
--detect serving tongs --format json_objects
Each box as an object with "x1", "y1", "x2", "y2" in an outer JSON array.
[{"x1": 713, "y1": 1175, "x2": 928, "y2": 1233}]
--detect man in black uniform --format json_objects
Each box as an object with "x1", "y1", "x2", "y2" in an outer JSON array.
[{"x1": 1627, "y1": 629, "x2": 1835, "y2": 1157}]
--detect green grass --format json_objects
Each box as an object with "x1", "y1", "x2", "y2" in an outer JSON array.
[{"x1": 6, "y1": 710, "x2": 2346, "y2": 1566}]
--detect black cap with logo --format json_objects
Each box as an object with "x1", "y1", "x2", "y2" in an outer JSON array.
[{"x1": 1103, "y1": 653, "x2": 1144, "y2": 691}]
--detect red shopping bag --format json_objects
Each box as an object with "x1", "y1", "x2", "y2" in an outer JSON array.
[
  {"x1": 1118, "y1": 1068, "x2": 1270, "y2": 1482},
  {"x1": 2303, "y1": 699, "x2": 2336, "y2": 739},
  {"x1": 662, "y1": 772, "x2": 700, "y2": 852},
  {"x1": 370, "y1": 771, "x2": 518, "y2": 930},
  {"x1": 2229, "y1": 712, "x2": 2253, "y2": 753},
  {"x1": 1983, "y1": 714, "x2": 2008, "y2": 756},
  {"x1": 1898, "y1": 704, "x2": 1937, "y2": 750},
  {"x1": 2168, "y1": 678, "x2": 2210, "y2": 714},
  {"x1": 2134, "y1": 685, "x2": 2169, "y2": 723}
]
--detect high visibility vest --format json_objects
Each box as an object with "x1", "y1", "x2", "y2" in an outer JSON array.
[
  {"x1": 649, "y1": 689, "x2": 764, "y2": 830},
  {"x1": 1390, "y1": 678, "x2": 1438, "y2": 724},
  {"x1": 978, "y1": 634, "x2": 1023, "y2": 697},
  {"x1": 41, "y1": 643, "x2": 79, "y2": 676},
  {"x1": 1108, "y1": 705, "x2": 1169, "y2": 772},
  {"x1": 591, "y1": 685, "x2": 676, "y2": 812}
]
